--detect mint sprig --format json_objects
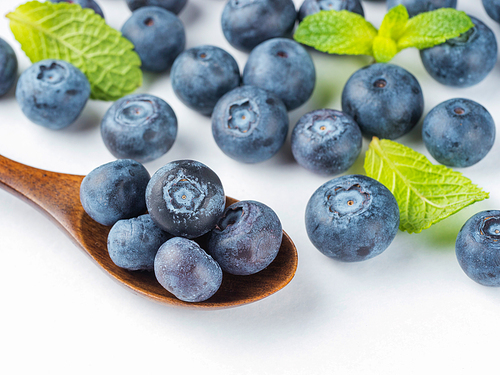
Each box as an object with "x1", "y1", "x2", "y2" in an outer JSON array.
[
  {"x1": 294, "y1": 5, "x2": 474, "y2": 62},
  {"x1": 364, "y1": 137, "x2": 489, "y2": 234},
  {"x1": 7, "y1": 1, "x2": 142, "y2": 101}
]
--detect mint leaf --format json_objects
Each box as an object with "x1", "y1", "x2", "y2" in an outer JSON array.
[
  {"x1": 7, "y1": 1, "x2": 142, "y2": 101},
  {"x1": 397, "y1": 8, "x2": 475, "y2": 50},
  {"x1": 364, "y1": 137, "x2": 489, "y2": 234},
  {"x1": 378, "y1": 4, "x2": 409, "y2": 40},
  {"x1": 294, "y1": 10, "x2": 377, "y2": 56}
]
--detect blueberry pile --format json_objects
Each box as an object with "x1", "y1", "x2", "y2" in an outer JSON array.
[
  {"x1": 3, "y1": 0, "x2": 500, "y2": 290},
  {"x1": 80, "y1": 158, "x2": 283, "y2": 302}
]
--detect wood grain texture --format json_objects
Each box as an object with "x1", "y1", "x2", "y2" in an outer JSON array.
[{"x1": 0, "y1": 155, "x2": 298, "y2": 309}]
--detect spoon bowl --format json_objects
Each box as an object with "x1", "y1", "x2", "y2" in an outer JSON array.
[{"x1": 0, "y1": 155, "x2": 298, "y2": 308}]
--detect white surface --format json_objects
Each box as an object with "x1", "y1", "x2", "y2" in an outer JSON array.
[{"x1": 1, "y1": 0, "x2": 499, "y2": 374}]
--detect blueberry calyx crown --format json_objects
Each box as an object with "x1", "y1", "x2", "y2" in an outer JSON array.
[
  {"x1": 163, "y1": 170, "x2": 208, "y2": 214},
  {"x1": 215, "y1": 207, "x2": 244, "y2": 231},
  {"x1": 373, "y1": 78, "x2": 387, "y2": 88},
  {"x1": 325, "y1": 183, "x2": 371, "y2": 218},
  {"x1": 447, "y1": 27, "x2": 476, "y2": 46},
  {"x1": 306, "y1": 112, "x2": 345, "y2": 140},
  {"x1": 477, "y1": 215, "x2": 500, "y2": 243},
  {"x1": 37, "y1": 62, "x2": 67, "y2": 84},
  {"x1": 227, "y1": 99, "x2": 258, "y2": 135},
  {"x1": 115, "y1": 98, "x2": 158, "y2": 127}
]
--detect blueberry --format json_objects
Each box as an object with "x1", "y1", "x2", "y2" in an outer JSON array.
[
  {"x1": 422, "y1": 98, "x2": 495, "y2": 168},
  {"x1": 291, "y1": 109, "x2": 362, "y2": 175},
  {"x1": 0, "y1": 38, "x2": 17, "y2": 97},
  {"x1": 154, "y1": 237, "x2": 223, "y2": 302},
  {"x1": 387, "y1": 0, "x2": 456, "y2": 17},
  {"x1": 242, "y1": 38, "x2": 316, "y2": 111},
  {"x1": 126, "y1": 0, "x2": 187, "y2": 14},
  {"x1": 456, "y1": 210, "x2": 500, "y2": 287},
  {"x1": 49, "y1": 0, "x2": 105, "y2": 18},
  {"x1": 483, "y1": 0, "x2": 500, "y2": 23},
  {"x1": 211, "y1": 86, "x2": 289, "y2": 163},
  {"x1": 298, "y1": 0, "x2": 364, "y2": 23},
  {"x1": 341, "y1": 63, "x2": 424, "y2": 140},
  {"x1": 420, "y1": 16, "x2": 497, "y2": 88},
  {"x1": 80, "y1": 159, "x2": 150, "y2": 226},
  {"x1": 101, "y1": 94, "x2": 177, "y2": 163},
  {"x1": 107, "y1": 214, "x2": 173, "y2": 271},
  {"x1": 171, "y1": 46, "x2": 241, "y2": 116},
  {"x1": 221, "y1": 0, "x2": 297, "y2": 52},
  {"x1": 121, "y1": 6, "x2": 185, "y2": 72},
  {"x1": 207, "y1": 200, "x2": 282, "y2": 275},
  {"x1": 306, "y1": 174, "x2": 400, "y2": 262},
  {"x1": 146, "y1": 160, "x2": 225, "y2": 238},
  {"x1": 16, "y1": 59, "x2": 90, "y2": 130}
]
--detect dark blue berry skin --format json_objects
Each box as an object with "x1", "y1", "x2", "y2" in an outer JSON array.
[
  {"x1": 211, "y1": 86, "x2": 289, "y2": 164},
  {"x1": 341, "y1": 63, "x2": 424, "y2": 140},
  {"x1": 80, "y1": 159, "x2": 150, "y2": 226},
  {"x1": 243, "y1": 38, "x2": 316, "y2": 111},
  {"x1": 483, "y1": 0, "x2": 500, "y2": 23},
  {"x1": 420, "y1": 16, "x2": 497, "y2": 88},
  {"x1": 456, "y1": 210, "x2": 500, "y2": 287},
  {"x1": 16, "y1": 59, "x2": 90, "y2": 130},
  {"x1": 387, "y1": 0, "x2": 456, "y2": 17},
  {"x1": 107, "y1": 214, "x2": 173, "y2": 271},
  {"x1": 121, "y1": 6, "x2": 185, "y2": 72},
  {"x1": 101, "y1": 94, "x2": 177, "y2": 163},
  {"x1": 298, "y1": 0, "x2": 364, "y2": 23},
  {"x1": 306, "y1": 175, "x2": 399, "y2": 262},
  {"x1": 154, "y1": 237, "x2": 223, "y2": 302},
  {"x1": 422, "y1": 98, "x2": 495, "y2": 168},
  {"x1": 146, "y1": 160, "x2": 225, "y2": 239},
  {"x1": 50, "y1": 0, "x2": 104, "y2": 18},
  {"x1": 171, "y1": 46, "x2": 241, "y2": 116},
  {"x1": 126, "y1": 0, "x2": 187, "y2": 14},
  {"x1": 207, "y1": 200, "x2": 282, "y2": 275},
  {"x1": 221, "y1": 0, "x2": 297, "y2": 52},
  {"x1": 0, "y1": 38, "x2": 17, "y2": 97},
  {"x1": 291, "y1": 109, "x2": 362, "y2": 175}
]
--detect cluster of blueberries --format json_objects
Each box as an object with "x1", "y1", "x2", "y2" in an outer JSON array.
[
  {"x1": 2, "y1": 0, "x2": 500, "y2": 289},
  {"x1": 80, "y1": 158, "x2": 283, "y2": 302}
]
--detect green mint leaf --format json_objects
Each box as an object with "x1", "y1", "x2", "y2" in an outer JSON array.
[
  {"x1": 397, "y1": 8, "x2": 475, "y2": 50},
  {"x1": 7, "y1": 1, "x2": 142, "y2": 101},
  {"x1": 378, "y1": 4, "x2": 409, "y2": 40},
  {"x1": 364, "y1": 137, "x2": 489, "y2": 234},
  {"x1": 294, "y1": 10, "x2": 377, "y2": 56}
]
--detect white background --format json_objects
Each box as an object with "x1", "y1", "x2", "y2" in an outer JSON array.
[{"x1": 1, "y1": 0, "x2": 499, "y2": 373}]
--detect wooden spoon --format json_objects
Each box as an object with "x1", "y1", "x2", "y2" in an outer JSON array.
[{"x1": 0, "y1": 154, "x2": 298, "y2": 309}]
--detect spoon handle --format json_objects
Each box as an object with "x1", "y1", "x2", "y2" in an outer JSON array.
[{"x1": 0, "y1": 154, "x2": 83, "y2": 229}]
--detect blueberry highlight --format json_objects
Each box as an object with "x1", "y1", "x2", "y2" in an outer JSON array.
[
  {"x1": 80, "y1": 159, "x2": 151, "y2": 226},
  {"x1": 306, "y1": 175, "x2": 400, "y2": 262},
  {"x1": 16, "y1": 59, "x2": 90, "y2": 130},
  {"x1": 207, "y1": 200, "x2": 282, "y2": 275},
  {"x1": 101, "y1": 93, "x2": 177, "y2": 163}
]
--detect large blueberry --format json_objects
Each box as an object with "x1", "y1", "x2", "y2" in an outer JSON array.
[
  {"x1": 50, "y1": 0, "x2": 104, "y2": 18},
  {"x1": 341, "y1": 63, "x2": 424, "y2": 140},
  {"x1": 146, "y1": 160, "x2": 225, "y2": 238},
  {"x1": 211, "y1": 86, "x2": 289, "y2": 163},
  {"x1": 422, "y1": 98, "x2": 495, "y2": 168},
  {"x1": 483, "y1": 0, "x2": 500, "y2": 23},
  {"x1": 456, "y1": 210, "x2": 500, "y2": 287},
  {"x1": 291, "y1": 109, "x2": 362, "y2": 176},
  {"x1": 0, "y1": 38, "x2": 17, "y2": 97},
  {"x1": 387, "y1": 0, "x2": 456, "y2": 17},
  {"x1": 107, "y1": 214, "x2": 173, "y2": 271},
  {"x1": 80, "y1": 159, "x2": 150, "y2": 226},
  {"x1": 243, "y1": 38, "x2": 316, "y2": 111},
  {"x1": 420, "y1": 16, "x2": 497, "y2": 88},
  {"x1": 126, "y1": 0, "x2": 187, "y2": 14},
  {"x1": 154, "y1": 237, "x2": 223, "y2": 302},
  {"x1": 16, "y1": 59, "x2": 90, "y2": 130},
  {"x1": 121, "y1": 6, "x2": 185, "y2": 72},
  {"x1": 101, "y1": 94, "x2": 177, "y2": 163},
  {"x1": 298, "y1": 0, "x2": 364, "y2": 22},
  {"x1": 306, "y1": 175, "x2": 400, "y2": 262},
  {"x1": 207, "y1": 200, "x2": 282, "y2": 275},
  {"x1": 221, "y1": 0, "x2": 297, "y2": 52},
  {"x1": 171, "y1": 46, "x2": 241, "y2": 116}
]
